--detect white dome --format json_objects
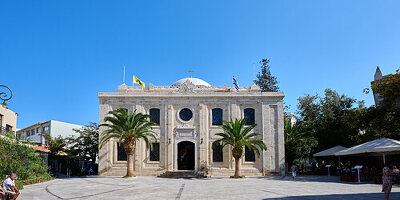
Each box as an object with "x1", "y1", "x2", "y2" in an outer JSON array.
[{"x1": 172, "y1": 77, "x2": 211, "y2": 87}]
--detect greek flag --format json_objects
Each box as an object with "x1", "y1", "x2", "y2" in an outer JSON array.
[{"x1": 232, "y1": 76, "x2": 239, "y2": 91}]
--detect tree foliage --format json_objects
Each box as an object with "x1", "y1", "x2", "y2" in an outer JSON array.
[
  {"x1": 212, "y1": 117, "x2": 266, "y2": 178},
  {"x1": 296, "y1": 89, "x2": 361, "y2": 152},
  {"x1": 41, "y1": 134, "x2": 67, "y2": 154},
  {"x1": 254, "y1": 58, "x2": 279, "y2": 92},
  {"x1": 284, "y1": 118, "x2": 317, "y2": 165},
  {"x1": 100, "y1": 108, "x2": 157, "y2": 177},
  {"x1": 68, "y1": 122, "x2": 99, "y2": 162},
  {"x1": 0, "y1": 135, "x2": 50, "y2": 180},
  {"x1": 371, "y1": 68, "x2": 400, "y2": 108}
]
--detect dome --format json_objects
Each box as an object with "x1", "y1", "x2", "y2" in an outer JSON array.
[{"x1": 172, "y1": 77, "x2": 211, "y2": 87}]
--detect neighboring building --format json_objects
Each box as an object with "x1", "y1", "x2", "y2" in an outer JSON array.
[
  {"x1": 16, "y1": 120, "x2": 83, "y2": 145},
  {"x1": 98, "y1": 77, "x2": 285, "y2": 177},
  {"x1": 0, "y1": 104, "x2": 18, "y2": 136},
  {"x1": 372, "y1": 66, "x2": 385, "y2": 106}
]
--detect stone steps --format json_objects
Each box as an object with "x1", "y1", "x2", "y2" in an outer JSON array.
[{"x1": 158, "y1": 171, "x2": 207, "y2": 178}]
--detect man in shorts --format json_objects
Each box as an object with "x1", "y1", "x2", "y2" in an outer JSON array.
[{"x1": 3, "y1": 173, "x2": 20, "y2": 200}]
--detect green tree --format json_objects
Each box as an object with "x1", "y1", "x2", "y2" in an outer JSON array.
[
  {"x1": 254, "y1": 58, "x2": 279, "y2": 92},
  {"x1": 371, "y1": 68, "x2": 400, "y2": 107},
  {"x1": 212, "y1": 118, "x2": 267, "y2": 178},
  {"x1": 284, "y1": 118, "x2": 317, "y2": 165},
  {"x1": 0, "y1": 134, "x2": 50, "y2": 181},
  {"x1": 41, "y1": 134, "x2": 67, "y2": 154},
  {"x1": 68, "y1": 122, "x2": 99, "y2": 162},
  {"x1": 297, "y1": 89, "x2": 361, "y2": 152},
  {"x1": 99, "y1": 108, "x2": 157, "y2": 177}
]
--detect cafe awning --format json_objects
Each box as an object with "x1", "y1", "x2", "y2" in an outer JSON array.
[
  {"x1": 335, "y1": 138, "x2": 400, "y2": 156},
  {"x1": 313, "y1": 145, "x2": 347, "y2": 157}
]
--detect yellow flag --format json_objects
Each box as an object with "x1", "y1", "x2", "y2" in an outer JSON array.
[{"x1": 133, "y1": 75, "x2": 145, "y2": 88}]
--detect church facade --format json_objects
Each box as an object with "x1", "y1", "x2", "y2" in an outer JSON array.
[{"x1": 98, "y1": 77, "x2": 285, "y2": 176}]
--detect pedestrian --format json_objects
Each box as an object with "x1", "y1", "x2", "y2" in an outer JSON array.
[
  {"x1": 382, "y1": 166, "x2": 392, "y2": 200},
  {"x1": 291, "y1": 164, "x2": 298, "y2": 179},
  {"x1": 3, "y1": 173, "x2": 20, "y2": 200}
]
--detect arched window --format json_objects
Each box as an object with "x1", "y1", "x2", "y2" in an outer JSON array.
[
  {"x1": 150, "y1": 108, "x2": 160, "y2": 125},
  {"x1": 212, "y1": 144, "x2": 223, "y2": 162},
  {"x1": 244, "y1": 108, "x2": 255, "y2": 125},
  {"x1": 245, "y1": 146, "x2": 255, "y2": 162},
  {"x1": 212, "y1": 108, "x2": 223, "y2": 125}
]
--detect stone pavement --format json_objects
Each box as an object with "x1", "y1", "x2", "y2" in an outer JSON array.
[{"x1": 19, "y1": 175, "x2": 400, "y2": 200}]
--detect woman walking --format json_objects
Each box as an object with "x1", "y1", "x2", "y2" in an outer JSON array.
[{"x1": 382, "y1": 166, "x2": 392, "y2": 200}]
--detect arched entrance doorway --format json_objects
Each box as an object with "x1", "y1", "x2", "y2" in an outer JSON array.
[{"x1": 177, "y1": 141, "x2": 195, "y2": 170}]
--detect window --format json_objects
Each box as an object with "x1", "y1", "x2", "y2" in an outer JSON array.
[
  {"x1": 212, "y1": 144, "x2": 223, "y2": 162},
  {"x1": 36, "y1": 128, "x2": 39, "y2": 133},
  {"x1": 244, "y1": 108, "x2": 255, "y2": 125},
  {"x1": 149, "y1": 108, "x2": 160, "y2": 125},
  {"x1": 149, "y1": 142, "x2": 160, "y2": 161},
  {"x1": 5, "y1": 125, "x2": 12, "y2": 132},
  {"x1": 117, "y1": 143, "x2": 127, "y2": 161},
  {"x1": 31, "y1": 129, "x2": 35, "y2": 135},
  {"x1": 212, "y1": 108, "x2": 223, "y2": 125},
  {"x1": 179, "y1": 108, "x2": 193, "y2": 121},
  {"x1": 245, "y1": 146, "x2": 256, "y2": 162},
  {"x1": 26, "y1": 130, "x2": 30, "y2": 137},
  {"x1": 0, "y1": 114, "x2": 3, "y2": 128}
]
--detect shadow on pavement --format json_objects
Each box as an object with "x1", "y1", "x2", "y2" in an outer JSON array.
[
  {"x1": 263, "y1": 192, "x2": 400, "y2": 200},
  {"x1": 253, "y1": 175, "x2": 378, "y2": 185}
]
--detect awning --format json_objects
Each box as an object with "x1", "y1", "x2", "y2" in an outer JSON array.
[
  {"x1": 313, "y1": 145, "x2": 347, "y2": 157},
  {"x1": 335, "y1": 138, "x2": 400, "y2": 156}
]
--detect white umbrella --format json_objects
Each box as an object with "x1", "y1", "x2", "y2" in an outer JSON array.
[
  {"x1": 314, "y1": 145, "x2": 347, "y2": 157},
  {"x1": 335, "y1": 138, "x2": 400, "y2": 165}
]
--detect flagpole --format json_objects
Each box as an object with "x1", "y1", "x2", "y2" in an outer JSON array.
[{"x1": 123, "y1": 65, "x2": 126, "y2": 84}]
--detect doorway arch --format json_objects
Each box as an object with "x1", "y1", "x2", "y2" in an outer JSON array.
[{"x1": 177, "y1": 141, "x2": 195, "y2": 170}]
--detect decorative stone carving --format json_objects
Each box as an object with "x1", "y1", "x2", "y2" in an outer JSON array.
[{"x1": 176, "y1": 80, "x2": 196, "y2": 93}]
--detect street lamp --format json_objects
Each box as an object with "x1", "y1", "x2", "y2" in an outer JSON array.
[{"x1": 0, "y1": 85, "x2": 13, "y2": 107}]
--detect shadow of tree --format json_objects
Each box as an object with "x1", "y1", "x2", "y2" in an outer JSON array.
[{"x1": 263, "y1": 192, "x2": 400, "y2": 200}]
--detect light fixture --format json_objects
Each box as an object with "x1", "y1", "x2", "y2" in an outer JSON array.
[
  {"x1": 168, "y1": 138, "x2": 171, "y2": 144},
  {"x1": 200, "y1": 138, "x2": 203, "y2": 144}
]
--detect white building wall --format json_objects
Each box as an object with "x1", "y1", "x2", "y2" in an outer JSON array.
[
  {"x1": 98, "y1": 81, "x2": 285, "y2": 177},
  {"x1": 49, "y1": 120, "x2": 82, "y2": 139}
]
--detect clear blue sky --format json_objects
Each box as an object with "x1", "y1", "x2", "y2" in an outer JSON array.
[{"x1": 1, "y1": 0, "x2": 399, "y2": 129}]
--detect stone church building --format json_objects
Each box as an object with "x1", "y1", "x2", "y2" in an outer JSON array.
[{"x1": 98, "y1": 77, "x2": 285, "y2": 176}]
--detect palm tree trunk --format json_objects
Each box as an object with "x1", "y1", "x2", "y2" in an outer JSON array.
[
  {"x1": 232, "y1": 147, "x2": 243, "y2": 178},
  {"x1": 234, "y1": 156, "x2": 241, "y2": 177},
  {"x1": 124, "y1": 140, "x2": 136, "y2": 177}
]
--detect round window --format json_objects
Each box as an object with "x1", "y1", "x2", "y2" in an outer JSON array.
[{"x1": 179, "y1": 108, "x2": 193, "y2": 121}]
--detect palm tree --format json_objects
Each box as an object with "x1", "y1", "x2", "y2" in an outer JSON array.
[
  {"x1": 212, "y1": 117, "x2": 267, "y2": 178},
  {"x1": 99, "y1": 108, "x2": 157, "y2": 177},
  {"x1": 284, "y1": 118, "x2": 317, "y2": 166}
]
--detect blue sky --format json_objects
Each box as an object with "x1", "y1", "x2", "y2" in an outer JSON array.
[{"x1": 1, "y1": 0, "x2": 399, "y2": 129}]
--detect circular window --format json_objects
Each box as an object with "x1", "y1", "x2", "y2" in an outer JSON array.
[{"x1": 179, "y1": 108, "x2": 193, "y2": 121}]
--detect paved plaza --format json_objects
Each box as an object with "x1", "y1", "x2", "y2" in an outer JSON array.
[{"x1": 19, "y1": 175, "x2": 400, "y2": 200}]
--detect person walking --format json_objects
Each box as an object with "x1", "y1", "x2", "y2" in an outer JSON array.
[
  {"x1": 382, "y1": 166, "x2": 393, "y2": 200},
  {"x1": 291, "y1": 164, "x2": 298, "y2": 179}
]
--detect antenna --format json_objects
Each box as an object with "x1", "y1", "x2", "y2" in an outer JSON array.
[
  {"x1": 123, "y1": 65, "x2": 126, "y2": 84},
  {"x1": 189, "y1": 70, "x2": 194, "y2": 78}
]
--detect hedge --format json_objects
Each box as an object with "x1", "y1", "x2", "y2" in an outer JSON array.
[{"x1": 0, "y1": 136, "x2": 52, "y2": 187}]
